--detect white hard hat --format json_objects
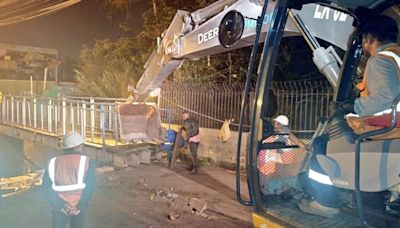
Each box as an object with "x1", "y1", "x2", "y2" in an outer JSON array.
[
  {"x1": 62, "y1": 132, "x2": 85, "y2": 149},
  {"x1": 274, "y1": 115, "x2": 289, "y2": 126}
]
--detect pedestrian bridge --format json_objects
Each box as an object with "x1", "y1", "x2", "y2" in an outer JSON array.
[{"x1": 0, "y1": 95, "x2": 166, "y2": 163}]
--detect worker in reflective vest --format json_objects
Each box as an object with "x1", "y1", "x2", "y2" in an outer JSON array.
[{"x1": 43, "y1": 132, "x2": 95, "y2": 228}]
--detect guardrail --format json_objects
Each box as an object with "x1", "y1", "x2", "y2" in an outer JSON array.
[
  {"x1": 0, "y1": 95, "x2": 121, "y2": 146},
  {"x1": 0, "y1": 95, "x2": 173, "y2": 147}
]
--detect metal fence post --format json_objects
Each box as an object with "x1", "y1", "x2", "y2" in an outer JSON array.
[
  {"x1": 6, "y1": 98, "x2": 9, "y2": 122},
  {"x1": 81, "y1": 102, "x2": 86, "y2": 140},
  {"x1": 57, "y1": 97, "x2": 61, "y2": 127},
  {"x1": 62, "y1": 97, "x2": 67, "y2": 135},
  {"x1": 2, "y1": 97, "x2": 6, "y2": 122},
  {"x1": 100, "y1": 105, "x2": 106, "y2": 162},
  {"x1": 22, "y1": 97, "x2": 26, "y2": 126},
  {"x1": 101, "y1": 105, "x2": 106, "y2": 143},
  {"x1": 54, "y1": 99, "x2": 58, "y2": 133},
  {"x1": 16, "y1": 99, "x2": 19, "y2": 124},
  {"x1": 41, "y1": 99, "x2": 44, "y2": 130},
  {"x1": 90, "y1": 97, "x2": 94, "y2": 142},
  {"x1": 11, "y1": 97, "x2": 14, "y2": 124},
  {"x1": 168, "y1": 109, "x2": 172, "y2": 130},
  {"x1": 48, "y1": 99, "x2": 52, "y2": 132},
  {"x1": 108, "y1": 105, "x2": 112, "y2": 130},
  {"x1": 33, "y1": 98, "x2": 37, "y2": 128},
  {"x1": 70, "y1": 103, "x2": 75, "y2": 132},
  {"x1": 77, "y1": 102, "x2": 80, "y2": 126},
  {"x1": 28, "y1": 98, "x2": 32, "y2": 127},
  {"x1": 114, "y1": 110, "x2": 118, "y2": 146}
]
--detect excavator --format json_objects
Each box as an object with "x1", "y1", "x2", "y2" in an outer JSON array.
[
  {"x1": 122, "y1": 0, "x2": 354, "y2": 142},
  {"x1": 124, "y1": 0, "x2": 400, "y2": 227}
]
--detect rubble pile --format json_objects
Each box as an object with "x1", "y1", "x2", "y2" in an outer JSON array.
[{"x1": 0, "y1": 169, "x2": 44, "y2": 198}]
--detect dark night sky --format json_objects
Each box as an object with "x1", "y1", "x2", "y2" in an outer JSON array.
[{"x1": 0, "y1": 0, "x2": 148, "y2": 60}]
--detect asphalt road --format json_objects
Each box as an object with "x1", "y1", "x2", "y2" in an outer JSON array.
[{"x1": 0, "y1": 162, "x2": 252, "y2": 228}]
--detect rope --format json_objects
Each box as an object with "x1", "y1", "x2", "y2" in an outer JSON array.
[{"x1": 160, "y1": 97, "x2": 250, "y2": 128}]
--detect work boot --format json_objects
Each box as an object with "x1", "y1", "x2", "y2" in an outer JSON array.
[
  {"x1": 190, "y1": 168, "x2": 198, "y2": 175},
  {"x1": 187, "y1": 164, "x2": 194, "y2": 171},
  {"x1": 190, "y1": 160, "x2": 198, "y2": 175},
  {"x1": 190, "y1": 155, "x2": 198, "y2": 175},
  {"x1": 298, "y1": 199, "x2": 339, "y2": 218}
]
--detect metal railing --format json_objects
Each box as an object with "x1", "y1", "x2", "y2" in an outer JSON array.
[
  {"x1": 0, "y1": 95, "x2": 121, "y2": 146},
  {"x1": 159, "y1": 80, "x2": 333, "y2": 132},
  {"x1": 159, "y1": 82, "x2": 251, "y2": 130},
  {"x1": 271, "y1": 79, "x2": 333, "y2": 132}
]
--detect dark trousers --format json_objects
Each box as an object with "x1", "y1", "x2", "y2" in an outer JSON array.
[
  {"x1": 52, "y1": 209, "x2": 86, "y2": 228},
  {"x1": 189, "y1": 142, "x2": 199, "y2": 170},
  {"x1": 302, "y1": 134, "x2": 339, "y2": 208}
]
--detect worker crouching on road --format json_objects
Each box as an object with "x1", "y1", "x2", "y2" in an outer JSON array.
[
  {"x1": 181, "y1": 111, "x2": 200, "y2": 175},
  {"x1": 43, "y1": 132, "x2": 96, "y2": 228}
]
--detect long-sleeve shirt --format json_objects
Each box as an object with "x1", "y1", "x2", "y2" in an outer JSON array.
[
  {"x1": 354, "y1": 43, "x2": 400, "y2": 116},
  {"x1": 42, "y1": 157, "x2": 96, "y2": 211}
]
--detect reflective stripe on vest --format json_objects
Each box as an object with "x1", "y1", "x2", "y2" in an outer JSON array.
[
  {"x1": 308, "y1": 168, "x2": 333, "y2": 186},
  {"x1": 372, "y1": 51, "x2": 400, "y2": 116},
  {"x1": 378, "y1": 51, "x2": 400, "y2": 70},
  {"x1": 48, "y1": 155, "x2": 87, "y2": 192}
]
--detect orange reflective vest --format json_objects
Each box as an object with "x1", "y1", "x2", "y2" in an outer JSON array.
[
  {"x1": 356, "y1": 45, "x2": 400, "y2": 97},
  {"x1": 48, "y1": 154, "x2": 89, "y2": 207}
]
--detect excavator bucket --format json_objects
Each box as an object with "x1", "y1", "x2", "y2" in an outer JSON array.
[{"x1": 118, "y1": 103, "x2": 165, "y2": 143}]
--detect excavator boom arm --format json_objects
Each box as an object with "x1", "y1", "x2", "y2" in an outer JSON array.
[{"x1": 135, "y1": 0, "x2": 355, "y2": 100}]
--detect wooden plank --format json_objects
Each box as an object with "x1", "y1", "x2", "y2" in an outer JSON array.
[{"x1": 169, "y1": 127, "x2": 183, "y2": 168}]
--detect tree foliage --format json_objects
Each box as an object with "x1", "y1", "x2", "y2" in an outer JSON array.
[
  {"x1": 75, "y1": 37, "x2": 144, "y2": 97},
  {"x1": 75, "y1": 61, "x2": 139, "y2": 98},
  {"x1": 76, "y1": 0, "x2": 253, "y2": 97}
]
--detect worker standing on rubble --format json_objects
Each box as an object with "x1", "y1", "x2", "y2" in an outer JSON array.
[
  {"x1": 181, "y1": 111, "x2": 200, "y2": 175},
  {"x1": 42, "y1": 132, "x2": 96, "y2": 228}
]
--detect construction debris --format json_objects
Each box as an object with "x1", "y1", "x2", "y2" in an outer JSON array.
[
  {"x1": 127, "y1": 154, "x2": 140, "y2": 167},
  {"x1": 138, "y1": 151, "x2": 151, "y2": 165},
  {"x1": 95, "y1": 166, "x2": 114, "y2": 174},
  {"x1": 148, "y1": 187, "x2": 179, "y2": 202},
  {"x1": 151, "y1": 152, "x2": 163, "y2": 161},
  {"x1": 168, "y1": 212, "x2": 180, "y2": 220},
  {"x1": 188, "y1": 198, "x2": 208, "y2": 214},
  {"x1": 156, "y1": 187, "x2": 179, "y2": 201},
  {"x1": 112, "y1": 155, "x2": 128, "y2": 169},
  {"x1": 149, "y1": 193, "x2": 156, "y2": 201},
  {"x1": 0, "y1": 169, "x2": 44, "y2": 198},
  {"x1": 107, "y1": 144, "x2": 157, "y2": 168}
]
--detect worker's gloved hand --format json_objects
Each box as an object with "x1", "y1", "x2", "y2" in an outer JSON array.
[
  {"x1": 61, "y1": 204, "x2": 81, "y2": 216},
  {"x1": 69, "y1": 206, "x2": 81, "y2": 216}
]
